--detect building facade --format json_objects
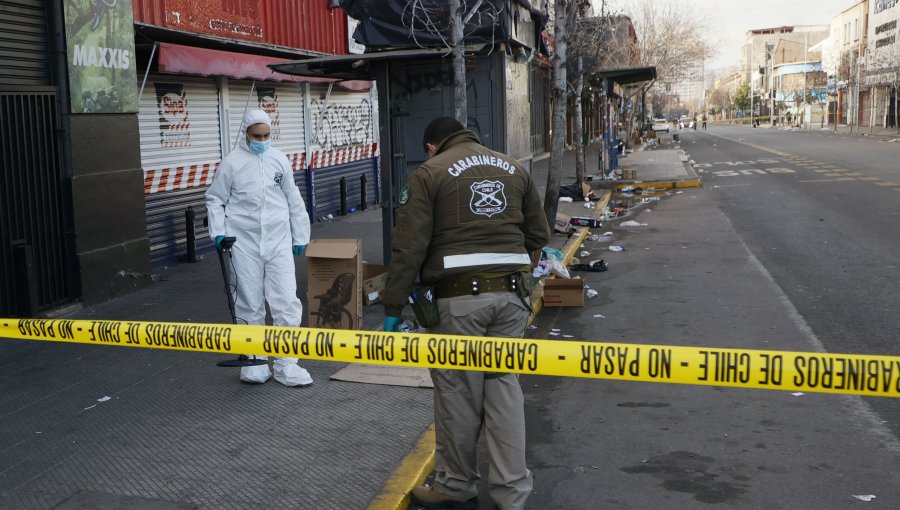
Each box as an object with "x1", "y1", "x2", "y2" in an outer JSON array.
[
  {"x1": 864, "y1": 0, "x2": 899, "y2": 128},
  {"x1": 0, "y1": 0, "x2": 377, "y2": 317}
]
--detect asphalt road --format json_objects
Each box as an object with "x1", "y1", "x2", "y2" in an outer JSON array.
[{"x1": 521, "y1": 125, "x2": 900, "y2": 509}]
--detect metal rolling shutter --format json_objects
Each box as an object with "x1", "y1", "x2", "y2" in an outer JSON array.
[
  {"x1": 307, "y1": 85, "x2": 379, "y2": 220},
  {"x1": 139, "y1": 76, "x2": 221, "y2": 267},
  {"x1": 227, "y1": 80, "x2": 309, "y2": 205},
  {"x1": 0, "y1": 0, "x2": 49, "y2": 86}
]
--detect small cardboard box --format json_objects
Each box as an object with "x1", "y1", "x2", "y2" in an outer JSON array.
[
  {"x1": 569, "y1": 216, "x2": 602, "y2": 228},
  {"x1": 306, "y1": 239, "x2": 363, "y2": 329},
  {"x1": 542, "y1": 278, "x2": 585, "y2": 307},
  {"x1": 554, "y1": 213, "x2": 573, "y2": 234},
  {"x1": 362, "y1": 263, "x2": 388, "y2": 305}
]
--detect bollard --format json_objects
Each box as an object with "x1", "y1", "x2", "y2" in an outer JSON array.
[
  {"x1": 339, "y1": 177, "x2": 348, "y2": 216},
  {"x1": 360, "y1": 173, "x2": 367, "y2": 211},
  {"x1": 12, "y1": 242, "x2": 38, "y2": 317},
  {"x1": 183, "y1": 206, "x2": 199, "y2": 263}
]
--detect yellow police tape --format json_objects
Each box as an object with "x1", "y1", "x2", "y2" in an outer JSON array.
[{"x1": 3, "y1": 317, "x2": 900, "y2": 398}]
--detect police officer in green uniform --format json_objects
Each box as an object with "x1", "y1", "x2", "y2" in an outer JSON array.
[{"x1": 383, "y1": 117, "x2": 551, "y2": 509}]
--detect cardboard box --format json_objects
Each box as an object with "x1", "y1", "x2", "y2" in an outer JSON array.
[
  {"x1": 362, "y1": 263, "x2": 388, "y2": 305},
  {"x1": 306, "y1": 239, "x2": 363, "y2": 329},
  {"x1": 554, "y1": 213, "x2": 574, "y2": 234},
  {"x1": 569, "y1": 216, "x2": 602, "y2": 228},
  {"x1": 622, "y1": 169, "x2": 637, "y2": 180},
  {"x1": 542, "y1": 278, "x2": 585, "y2": 307}
]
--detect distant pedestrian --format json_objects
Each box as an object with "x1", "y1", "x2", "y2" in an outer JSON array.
[
  {"x1": 702, "y1": 114, "x2": 707, "y2": 130},
  {"x1": 383, "y1": 117, "x2": 550, "y2": 509}
]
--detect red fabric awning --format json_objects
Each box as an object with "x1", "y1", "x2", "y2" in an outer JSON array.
[{"x1": 157, "y1": 43, "x2": 371, "y2": 92}]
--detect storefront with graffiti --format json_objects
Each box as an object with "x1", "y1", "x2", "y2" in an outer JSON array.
[{"x1": 132, "y1": 1, "x2": 378, "y2": 267}]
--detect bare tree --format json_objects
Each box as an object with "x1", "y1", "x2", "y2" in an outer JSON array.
[
  {"x1": 623, "y1": 0, "x2": 714, "y2": 111},
  {"x1": 403, "y1": 0, "x2": 502, "y2": 124},
  {"x1": 543, "y1": 0, "x2": 578, "y2": 229}
]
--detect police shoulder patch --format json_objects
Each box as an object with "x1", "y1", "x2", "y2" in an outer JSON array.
[{"x1": 399, "y1": 185, "x2": 410, "y2": 205}]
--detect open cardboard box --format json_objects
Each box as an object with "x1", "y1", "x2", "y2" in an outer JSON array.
[
  {"x1": 541, "y1": 278, "x2": 585, "y2": 307},
  {"x1": 554, "y1": 212, "x2": 574, "y2": 234},
  {"x1": 306, "y1": 239, "x2": 363, "y2": 329},
  {"x1": 362, "y1": 263, "x2": 388, "y2": 305}
]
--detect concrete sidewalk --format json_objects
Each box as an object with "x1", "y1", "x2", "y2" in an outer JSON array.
[{"x1": 0, "y1": 142, "x2": 701, "y2": 510}]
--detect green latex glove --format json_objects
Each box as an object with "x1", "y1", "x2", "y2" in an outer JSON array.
[
  {"x1": 215, "y1": 235, "x2": 226, "y2": 252},
  {"x1": 384, "y1": 316, "x2": 402, "y2": 332}
]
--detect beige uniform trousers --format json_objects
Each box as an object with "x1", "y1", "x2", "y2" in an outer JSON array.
[{"x1": 428, "y1": 291, "x2": 533, "y2": 510}]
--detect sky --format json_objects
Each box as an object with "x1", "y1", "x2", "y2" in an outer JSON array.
[{"x1": 607, "y1": 0, "x2": 858, "y2": 70}]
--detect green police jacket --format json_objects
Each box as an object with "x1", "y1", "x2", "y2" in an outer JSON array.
[{"x1": 382, "y1": 129, "x2": 551, "y2": 317}]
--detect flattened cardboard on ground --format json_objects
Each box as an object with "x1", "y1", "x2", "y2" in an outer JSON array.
[
  {"x1": 542, "y1": 278, "x2": 585, "y2": 306},
  {"x1": 330, "y1": 363, "x2": 433, "y2": 388},
  {"x1": 362, "y1": 263, "x2": 388, "y2": 305},
  {"x1": 306, "y1": 239, "x2": 363, "y2": 330}
]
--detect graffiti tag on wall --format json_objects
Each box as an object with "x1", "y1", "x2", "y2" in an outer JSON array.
[
  {"x1": 155, "y1": 83, "x2": 191, "y2": 148},
  {"x1": 256, "y1": 86, "x2": 282, "y2": 140},
  {"x1": 310, "y1": 98, "x2": 372, "y2": 151}
]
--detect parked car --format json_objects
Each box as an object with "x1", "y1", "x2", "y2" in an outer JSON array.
[
  {"x1": 651, "y1": 118, "x2": 670, "y2": 133},
  {"x1": 679, "y1": 116, "x2": 694, "y2": 129}
]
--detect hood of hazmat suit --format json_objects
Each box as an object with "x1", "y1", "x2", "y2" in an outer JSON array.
[{"x1": 205, "y1": 109, "x2": 310, "y2": 257}]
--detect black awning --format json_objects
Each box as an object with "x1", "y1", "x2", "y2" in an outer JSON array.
[
  {"x1": 593, "y1": 66, "x2": 657, "y2": 85},
  {"x1": 269, "y1": 48, "x2": 452, "y2": 80}
]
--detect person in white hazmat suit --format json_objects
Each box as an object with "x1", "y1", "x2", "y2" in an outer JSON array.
[{"x1": 206, "y1": 109, "x2": 313, "y2": 386}]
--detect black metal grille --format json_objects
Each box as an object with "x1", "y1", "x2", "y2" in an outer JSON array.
[
  {"x1": 0, "y1": 90, "x2": 75, "y2": 316},
  {"x1": 530, "y1": 66, "x2": 548, "y2": 155}
]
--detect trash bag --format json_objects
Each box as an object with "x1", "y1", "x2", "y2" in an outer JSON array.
[{"x1": 569, "y1": 259, "x2": 608, "y2": 272}]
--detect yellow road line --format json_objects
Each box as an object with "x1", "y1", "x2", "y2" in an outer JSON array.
[{"x1": 368, "y1": 425, "x2": 436, "y2": 510}]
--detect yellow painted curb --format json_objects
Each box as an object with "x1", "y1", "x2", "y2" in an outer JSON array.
[
  {"x1": 614, "y1": 179, "x2": 702, "y2": 190},
  {"x1": 368, "y1": 425, "x2": 436, "y2": 510}
]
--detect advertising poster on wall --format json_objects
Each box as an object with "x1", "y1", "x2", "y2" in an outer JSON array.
[{"x1": 64, "y1": 0, "x2": 139, "y2": 113}]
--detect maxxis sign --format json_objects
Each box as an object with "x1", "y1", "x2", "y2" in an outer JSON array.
[{"x1": 64, "y1": 0, "x2": 138, "y2": 114}]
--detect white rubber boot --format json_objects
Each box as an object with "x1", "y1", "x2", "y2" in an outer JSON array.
[{"x1": 273, "y1": 358, "x2": 313, "y2": 387}]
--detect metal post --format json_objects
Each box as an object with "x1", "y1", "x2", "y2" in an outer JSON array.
[
  {"x1": 12, "y1": 243, "x2": 38, "y2": 317},
  {"x1": 339, "y1": 177, "x2": 348, "y2": 216},
  {"x1": 183, "y1": 206, "x2": 199, "y2": 263},
  {"x1": 360, "y1": 173, "x2": 367, "y2": 211}
]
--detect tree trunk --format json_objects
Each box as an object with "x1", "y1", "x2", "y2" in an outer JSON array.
[
  {"x1": 574, "y1": 56, "x2": 584, "y2": 184},
  {"x1": 450, "y1": 0, "x2": 467, "y2": 125},
  {"x1": 543, "y1": 0, "x2": 572, "y2": 229}
]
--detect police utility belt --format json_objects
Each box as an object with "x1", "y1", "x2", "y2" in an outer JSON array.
[{"x1": 409, "y1": 269, "x2": 534, "y2": 328}]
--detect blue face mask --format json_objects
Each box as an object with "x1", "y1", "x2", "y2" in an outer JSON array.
[{"x1": 249, "y1": 140, "x2": 270, "y2": 155}]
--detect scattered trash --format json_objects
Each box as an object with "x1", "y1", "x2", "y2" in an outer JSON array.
[
  {"x1": 675, "y1": 191, "x2": 684, "y2": 195},
  {"x1": 399, "y1": 319, "x2": 424, "y2": 333},
  {"x1": 852, "y1": 495, "x2": 876, "y2": 502},
  {"x1": 579, "y1": 250, "x2": 591, "y2": 257},
  {"x1": 791, "y1": 392, "x2": 804, "y2": 397},
  {"x1": 549, "y1": 332, "x2": 560, "y2": 336},
  {"x1": 528, "y1": 325, "x2": 538, "y2": 330},
  {"x1": 97, "y1": 396, "x2": 111, "y2": 402},
  {"x1": 602, "y1": 231, "x2": 613, "y2": 236},
  {"x1": 585, "y1": 289, "x2": 599, "y2": 299},
  {"x1": 83, "y1": 405, "x2": 97, "y2": 410},
  {"x1": 621, "y1": 185, "x2": 634, "y2": 192},
  {"x1": 569, "y1": 260, "x2": 608, "y2": 272},
  {"x1": 551, "y1": 328, "x2": 561, "y2": 332},
  {"x1": 608, "y1": 245, "x2": 625, "y2": 252},
  {"x1": 541, "y1": 247, "x2": 570, "y2": 278},
  {"x1": 562, "y1": 334, "x2": 574, "y2": 338},
  {"x1": 619, "y1": 220, "x2": 647, "y2": 227},
  {"x1": 583, "y1": 202, "x2": 593, "y2": 209},
  {"x1": 593, "y1": 314, "x2": 606, "y2": 318},
  {"x1": 559, "y1": 197, "x2": 574, "y2": 203}
]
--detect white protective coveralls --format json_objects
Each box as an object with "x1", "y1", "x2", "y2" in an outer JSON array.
[{"x1": 205, "y1": 109, "x2": 313, "y2": 386}]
